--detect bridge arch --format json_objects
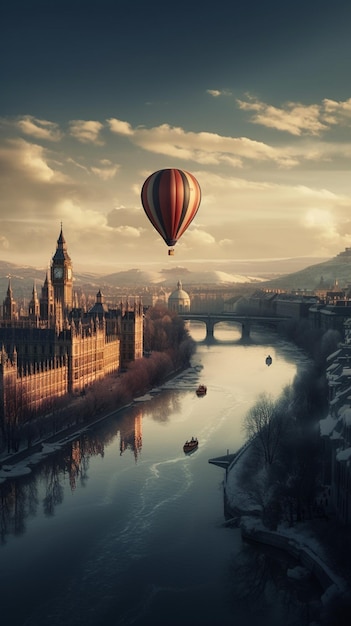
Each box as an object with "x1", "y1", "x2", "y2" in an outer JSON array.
[
  {"x1": 182, "y1": 315, "x2": 251, "y2": 340},
  {"x1": 179, "y1": 313, "x2": 288, "y2": 341}
]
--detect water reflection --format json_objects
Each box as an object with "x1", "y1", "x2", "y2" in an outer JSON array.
[
  {"x1": 0, "y1": 329, "x2": 319, "y2": 626},
  {"x1": 119, "y1": 409, "x2": 143, "y2": 459},
  {"x1": 226, "y1": 543, "x2": 323, "y2": 626},
  {"x1": 42, "y1": 461, "x2": 64, "y2": 515},
  {"x1": 193, "y1": 323, "x2": 310, "y2": 371},
  {"x1": 0, "y1": 386, "x2": 189, "y2": 545},
  {"x1": 142, "y1": 389, "x2": 182, "y2": 423},
  {"x1": 193, "y1": 320, "x2": 280, "y2": 345},
  {"x1": 0, "y1": 407, "x2": 147, "y2": 542}
]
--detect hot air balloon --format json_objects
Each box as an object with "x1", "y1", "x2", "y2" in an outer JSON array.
[{"x1": 141, "y1": 168, "x2": 201, "y2": 255}]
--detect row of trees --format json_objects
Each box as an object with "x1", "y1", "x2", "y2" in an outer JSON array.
[
  {"x1": 238, "y1": 324, "x2": 351, "y2": 623},
  {"x1": 242, "y1": 386, "x2": 323, "y2": 529},
  {"x1": 239, "y1": 327, "x2": 341, "y2": 530}
]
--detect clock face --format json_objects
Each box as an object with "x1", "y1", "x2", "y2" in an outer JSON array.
[{"x1": 54, "y1": 267, "x2": 63, "y2": 279}]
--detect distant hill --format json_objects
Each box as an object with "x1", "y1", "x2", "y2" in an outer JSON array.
[
  {"x1": 2, "y1": 252, "x2": 351, "y2": 298},
  {"x1": 0, "y1": 261, "x2": 47, "y2": 301},
  {"x1": 0, "y1": 260, "x2": 265, "y2": 303},
  {"x1": 262, "y1": 250, "x2": 351, "y2": 290},
  {"x1": 101, "y1": 266, "x2": 267, "y2": 287},
  {"x1": 0, "y1": 260, "x2": 102, "y2": 301}
]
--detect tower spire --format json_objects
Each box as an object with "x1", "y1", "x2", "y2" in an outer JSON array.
[{"x1": 51, "y1": 225, "x2": 73, "y2": 313}]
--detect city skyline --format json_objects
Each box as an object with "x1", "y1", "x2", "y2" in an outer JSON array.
[{"x1": 2, "y1": 1, "x2": 351, "y2": 272}]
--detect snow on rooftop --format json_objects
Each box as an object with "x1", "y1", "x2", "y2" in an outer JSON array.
[
  {"x1": 339, "y1": 405, "x2": 351, "y2": 426},
  {"x1": 320, "y1": 413, "x2": 337, "y2": 437},
  {"x1": 326, "y1": 362, "x2": 340, "y2": 373},
  {"x1": 331, "y1": 430, "x2": 343, "y2": 440},
  {"x1": 326, "y1": 349, "x2": 342, "y2": 361},
  {"x1": 330, "y1": 384, "x2": 351, "y2": 404},
  {"x1": 336, "y1": 447, "x2": 351, "y2": 462}
]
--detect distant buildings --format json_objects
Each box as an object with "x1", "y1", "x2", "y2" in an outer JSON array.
[
  {"x1": 0, "y1": 227, "x2": 143, "y2": 425},
  {"x1": 320, "y1": 332, "x2": 351, "y2": 525},
  {"x1": 233, "y1": 288, "x2": 351, "y2": 341}
]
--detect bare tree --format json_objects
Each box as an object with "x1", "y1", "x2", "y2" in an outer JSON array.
[{"x1": 243, "y1": 392, "x2": 286, "y2": 466}]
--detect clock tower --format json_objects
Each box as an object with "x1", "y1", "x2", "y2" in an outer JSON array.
[{"x1": 51, "y1": 225, "x2": 73, "y2": 314}]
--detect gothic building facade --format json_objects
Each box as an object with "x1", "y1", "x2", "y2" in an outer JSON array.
[{"x1": 0, "y1": 227, "x2": 143, "y2": 424}]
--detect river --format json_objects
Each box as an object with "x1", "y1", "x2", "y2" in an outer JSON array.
[{"x1": 0, "y1": 322, "x2": 323, "y2": 626}]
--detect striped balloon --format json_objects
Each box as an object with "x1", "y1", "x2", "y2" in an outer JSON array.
[{"x1": 141, "y1": 168, "x2": 201, "y2": 249}]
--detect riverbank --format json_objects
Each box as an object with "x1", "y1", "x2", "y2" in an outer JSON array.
[
  {"x1": 221, "y1": 443, "x2": 351, "y2": 623},
  {"x1": 0, "y1": 402, "x2": 131, "y2": 482},
  {"x1": 0, "y1": 363, "x2": 192, "y2": 483}
]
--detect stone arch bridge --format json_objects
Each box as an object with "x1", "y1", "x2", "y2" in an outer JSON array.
[{"x1": 178, "y1": 312, "x2": 289, "y2": 340}]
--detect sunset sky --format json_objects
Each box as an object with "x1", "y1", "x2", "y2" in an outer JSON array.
[{"x1": 2, "y1": 0, "x2": 351, "y2": 272}]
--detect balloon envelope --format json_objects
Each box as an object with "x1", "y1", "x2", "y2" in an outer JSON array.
[{"x1": 141, "y1": 168, "x2": 201, "y2": 248}]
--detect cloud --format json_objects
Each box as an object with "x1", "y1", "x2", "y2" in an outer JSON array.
[
  {"x1": 107, "y1": 118, "x2": 134, "y2": 135},
  {"x1": 106, "y1": 206, "x2": 144, "y2": 230},
  {"x1": 218, "y1": 238, "x2": 232, "y2": 247},
  {"x1": 55, "y1": 199, "x2": 107, "y2": 230},
  {"x1": 0, "y1": 139, "x2": 68, "y2": 183},
  {"x1": 112, "y1": 122, "x2": 299, "y2": 167},
  {"x1": 182, "y1": 229, "x2": 216, "y2": 246},
  {"x1": 0, "y1": 235, "x2": 9, "y2": 250},
  {"x1": 91, "y1": 159, "x2": 120, "y2": 180},
  {"x1": 69, "y1": 120, "x2": 104, "y2": 144},
  {"x1": 322, "y1": 97, "x2": 351, "y2": 124},
  {"x1": 236, "y1": 95, "x2": 351, "y2": 136},
  {"x1": 303, "y1": 208, "x2": 335, "y2": 230},
  {"x1": 112, "y1": 225, "x2": 142, "y2": 238},
  {"x1": 66, "y1": 157, "x2": 90, "y2": 173},
  {"x1": 194, "y1": 172, "x2": 351, "y2": 255},
  {"x1": 16, "y1": 116, "x2": 62, "y2": 141},
  {"x1": 0, "y1": 136, "x2": 117, "y2": 262},
  {"x1": 236, "y1": 96, "x2": 327, "y2": 136},
  {"x1": 3, "y1": 105, "x2": 351, "y2": 269},
  {"x1": 206, "y1": 89, "x2": 232, "y2": 98}
]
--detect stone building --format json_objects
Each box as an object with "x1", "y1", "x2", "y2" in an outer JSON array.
[{"x1": 0, "y1": 227, "x2": 143, "y2": 425}]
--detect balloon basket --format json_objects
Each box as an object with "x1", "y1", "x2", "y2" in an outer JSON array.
[{"x1": 168, "y1": 249, "x2": 175, "y2": 256}]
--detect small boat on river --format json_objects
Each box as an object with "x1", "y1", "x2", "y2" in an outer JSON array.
[
  {"x1": 183, "y1": 437, "x2": 198, "y2": 454},
  {"x1": 196, "y1": 384, "x2": 207, "y2": 396}
]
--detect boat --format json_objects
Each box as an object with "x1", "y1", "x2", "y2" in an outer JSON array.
[
  {"x1": 265, "y1": 355, "x2": 272, "y2": 366},
  {"x1": 196, "y1": 384, "x2": 207, "y2": 396},
  {"x1": 183, "y1": 437, "x2": 198, "y2": 453}
]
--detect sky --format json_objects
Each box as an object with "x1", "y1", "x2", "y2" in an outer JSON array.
[{"x1": 2, "y1": 0, "x2": 351, "y2": 273}]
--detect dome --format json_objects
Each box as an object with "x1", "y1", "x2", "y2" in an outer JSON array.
[{"x1": 168, "y1": 281, "x2": 190, "y2": 313}]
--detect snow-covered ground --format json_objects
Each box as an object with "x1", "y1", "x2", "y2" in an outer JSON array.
[
  {"x1": 224, "y1": 444, "x2": 350, "y2": 605},
  {"x1": 0, "y1": 439, "x2": 78, "y2": 482}
]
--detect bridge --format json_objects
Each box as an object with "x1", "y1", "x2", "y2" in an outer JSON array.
[{"x1": 178, "y1": 312, "x2": 289, "y2": 340}]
